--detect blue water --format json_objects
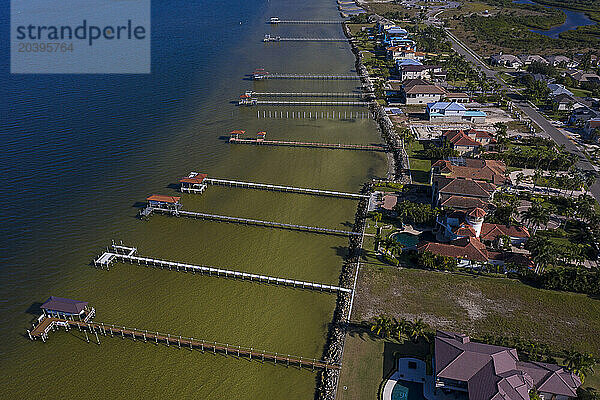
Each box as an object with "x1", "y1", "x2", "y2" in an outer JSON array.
[
  {"x1": 512, "y1": 0, "x2": 597, "y2": 38},
  {"x1": 392, "y1": 380, "x2": 425, "y2": 400},
  {"x1": 394, "y1": 232, "x2": 420, "y2": 248}
]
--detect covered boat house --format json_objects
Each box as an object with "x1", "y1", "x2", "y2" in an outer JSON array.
[
  {"x1": 180, "y1": 173, "x2": 208, "y2": 193},
  {"x1": 41, "y1": 296, "x2": 95, "y2": 321}
]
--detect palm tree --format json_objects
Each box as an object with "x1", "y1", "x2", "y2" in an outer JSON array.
[
  {"x1": 389, "y1": 241, "x2": 403, "y2": 259},
  {"x1": 373, "y1": 212, "x2": 382, "y2": 228},
  {"x1": 406, "y1": 318, "x2": 429, "y2": 343},
  {"x1": 564, "y1": 350, "x2": 597, "y2": 383},
  {"x1": 521, "y1": 203, "x2": 550, "y2": 234},
  {"x1": 369, "y1": 315, "x2": 396, "y2": 339}
]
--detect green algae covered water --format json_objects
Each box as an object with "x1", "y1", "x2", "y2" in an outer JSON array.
[{"x1": 0, "y1": 0, "x2": 386, "y2": 398}]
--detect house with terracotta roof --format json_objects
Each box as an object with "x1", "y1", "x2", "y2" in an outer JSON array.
[
  {"x1": 431, "y1": 158, "x2": 508, "y2": 185},
  {"x1": 443, "y1": 92, "x2": 471, "y2": 103},
  {"x1": 440, "y1": 129, "x2": 496, "y2": 156},
  {"x1": 432, "y1": 176, "x2": 497, "y2": 208},
  {"x1": 434, "y1": 331, "x2": 580, "y2": 400}
]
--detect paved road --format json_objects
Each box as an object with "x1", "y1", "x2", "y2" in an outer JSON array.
[{"x1": 441, "y1": 26, "x2": 600, "y2": 201}]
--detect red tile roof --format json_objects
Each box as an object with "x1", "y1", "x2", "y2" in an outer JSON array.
[
  {"x1": 147, "y1": 195, "x2": 181, "y2": 204},
  {"x1": 432, "y1": 159, "x2": 507, "y2": 184},
  {"x1": 443, "y1": 130, "x2": 481, "y2": 147},
  {"x1": 180, "y1": 174, "x2": 207, "y2": 185},
  {"x1": 440, "y1": 195, "x2": 489, "y2": 210},
  {"x1": 417, "y1": 237, "x2": 489, "y2": 262},
  {"x1": 436, "y1": 177, "x2": 497, "y2": 198},
  {"x1": 230, "y1": 130, "x2": 246, "y2": 134},
  {"x1": 468, "y1": 207, "x2": 487, "y2": 218},
  {"x1": 480, "y1": 223, "x2": 530, "y2": 241}
]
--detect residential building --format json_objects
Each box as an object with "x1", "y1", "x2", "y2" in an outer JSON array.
[
  {"x1": 383, "y1": 26, "x2": 409, "y2": 45},
  {"x1": 547, "y1": 83, "x2": 573, "y2": 97},
  {"x1": 396, "y1": 58, "x2": 423, "y2": 68},
  {"x1": 427, "y1": 102, "x2": 487, "y2": 123},
  {"x1": 442, "y1": 92, "x2": 470, "y2": 103},
  {"x1": 431, "y1": 158, "x2": 507, "y2": 185},
  {"x1": 400, "y1": 79, "x2": 446, "y2": 105},
  {"x1": 518, "y1": 54, "x2": 548, "y2": 65},
  {"x1": 553, "y1": 93, "x2": 581, "y2": 111},
  {"x1": 490, "y1": 54, "x2": 523, "y2": 69},
  {"x1": 584, "y1": 118, "x2": 600, "y2": 138},
  {"x1": 398, "y1": 64, "x2": 445, "y2": 81},
  {"x1": 433, "y1": 331, "x2": 581, "y2": 400},
  {"x1": 567, "y1": 70, "x2": 600, "y2": 84},
  {"x1": 431, "y1": 176, "x2": 497, "y2": 207},
  {"x1": 386, "y1": 42, "x2": 417, "y2": 59},
  {"x1": 440, "y1": 129, "x2": 498, "y2": 156},
  {"x1": 545, "y1": 55, "x2": 576, "y2": 68}
]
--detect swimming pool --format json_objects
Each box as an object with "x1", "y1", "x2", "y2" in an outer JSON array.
[
  {"x1": 393, "y1": 232, "x2": 420, "y2": 248},
  {"x1": 391, "y1": 380, "x2": 425, "y2": 400}
]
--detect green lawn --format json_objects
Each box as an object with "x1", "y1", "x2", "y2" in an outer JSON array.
[
  {"x1": 406, "y1": 141, "x2": 432, "y2": 185},
  {"x1": 337, "y1": 334, "x2": 431, "y2": 400},
  {"x1": 568, "y1": 87, "x2": 592, "y2": 98},
  {"x1": 352, "y1": 266, "x2": 600, "y2": 356}
]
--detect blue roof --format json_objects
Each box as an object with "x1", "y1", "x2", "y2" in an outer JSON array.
[
  {"x1": 465, "y1": 110, "x2": 487, "y2": 117},
  {"x1": 396, "y1": 59, "x2": 423, "y2": 66},
  {"x1": 386, "y1": 27, "x2": 408, "y2": 34},
  {"x1": 427, "y1": 102, "x2": 466, "y2": 112}
]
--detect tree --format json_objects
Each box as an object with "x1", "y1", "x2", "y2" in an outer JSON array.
[
  {"x1": 563, "y1": 350, "x2": 596, "y2": 383},
  {"x1": 521, "y1": 201, "x2": 550, "y2": 234},
  {"x1": 406, "y1": 318, "x2": 429, "y2": 343},
  {"x1": 369, "y1": 315, "x2": 396, "y2": 339},
  {"x1": 526, "y1": 235, "x2": 554, "y2": 273},
  {"x1": 373, "y1": 212, "x2": 382, "y2": 228}
]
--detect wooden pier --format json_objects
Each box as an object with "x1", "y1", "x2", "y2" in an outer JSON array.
[
  {"x1": 28, "y1": 317, "x2": 340, "y2": 370},
  {"x1": 93, "y1": 244, "x2": 352, "y2": 293},
  {"x1": 249, "y1": 91, "x2": 365, "y2": 98},
  {"x1": 255, "y1": 110, "x2": 369, "y2": 120},
  {"x1": 229, "y1": 137, "x2": 386, "y2": 151},
  {"x1": 146, "y1": 207, "x2": 363, "y2": 237},
  {"x1": 253, "y1": 72, "x2": 360, "y2": 80},
  {"x1": 263, "y1": 35, "x2": 348, "y2": 42},
  {"x1": 245, "y1": 100, "x2": 369, "y2": 107},
  {"x1": 202, "y1": 176, "x2": 370, "y2": 199},
  {"x1": 269, "y1": 18, "x2": 341, "y2": 24}
]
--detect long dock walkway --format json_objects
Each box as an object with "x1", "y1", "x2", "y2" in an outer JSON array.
[
  {"x1": 203, "y1": 177, "x2": 369, "y2": 199},
  {"x1": 269, "y1": 19, "x2": 341, "y2": 24},
  {"x1": 250, "y1": 92, "x2": 364, "y2": 98},
  {"x1": 253, "y1": 73, "x2": 360, "y2": 80},
  {"x1": 148, "y1": 207, "x2": 362, "y2": 237},
  {"x1": 93, "y1": 244, "x2": 351, "y2": 293},
  {"x1": 264, "y1": 36, "x2": 348, "y2": 42},
  {"x1": 252, "y1": 100, "x2": 369, "y2": 106},
  {"x1": 28, "y1": 317, "x2": 340, "y2": 370},
  {"x1": 229, "y1": 138, "x2": 386, "y2": 151}
]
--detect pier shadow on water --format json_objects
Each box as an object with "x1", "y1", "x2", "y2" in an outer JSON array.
[{"x1": 25, "y1": 302, "x2": 43, "y2": 316}]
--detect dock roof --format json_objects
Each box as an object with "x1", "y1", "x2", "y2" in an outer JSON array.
[
  {"x1": 41, "y1": 296, "x2": 88, "y2": 314},
  {"x1": 180, "y1": 174, "x2": 207, "y2": 184},
  {"x1": 147, "y1": 195, "x2": 181, "y2": 204}
]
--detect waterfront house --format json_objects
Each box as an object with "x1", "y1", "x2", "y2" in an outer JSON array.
[
  {"x1": 442, "y1": 92, "x2": 470, "y2": 103},
  {"x1": 383, "y1": 26, "x2": 409, "y2": 45},
  {"x1": 432, "y1": 176, "x2": 497, "y2": 208},
  {"x1": 433, "y1": 331, "x2": 581, "y2": 400},
  {"x1": 398, "y1": 64, "x2": 445, "y2": 81},
  {"x1": 490, "y1": 54, "x2": 523, "y2": 69},
  {"x1": 431, "y1": 158, "x2": 507, "y2": 185},
  {"x1": 427, "y1": 102, "x2": 487, "y2": 123},
  {"x1": 383, "y1": 80, "x2": 405, "y2": 104},
  {"x1": 441, "y1": 130, "x2": 483, "y2": 156},
  {"x1": 399, "y1": 79, "x2": 446, "y2": 105}
]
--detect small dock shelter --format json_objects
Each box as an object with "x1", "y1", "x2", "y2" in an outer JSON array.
[
  {"x1": 180, "y1": 173, "x2": 208, "y2": 193},
  {"x1": 41, "y1": 296, "x2": 94, "y2": 321},
  {"x1": 146, "y1": 195, "x2": 182, "y2": 210}
]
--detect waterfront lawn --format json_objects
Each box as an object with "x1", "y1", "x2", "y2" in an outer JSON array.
[
  {"x1": 337, "y1": 333, "x2": 431, "y2": 400},
  {"x1": 352, "y1": 266, "x2": 600, "y2": 355},
  {"x1": 406, "y1": 141, "x2": 432, "y2": 185}
]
